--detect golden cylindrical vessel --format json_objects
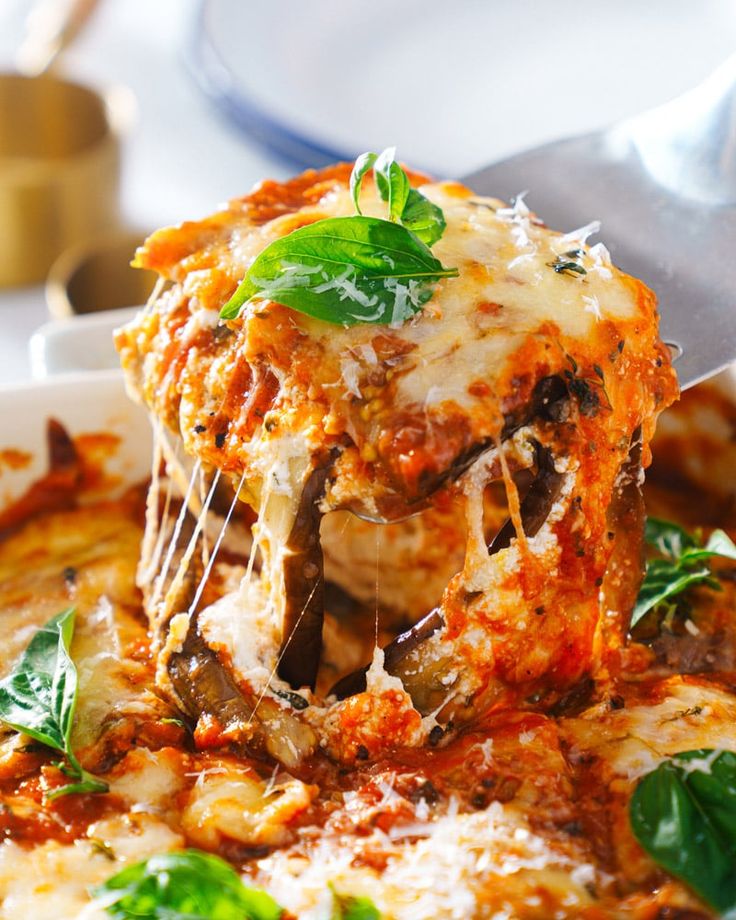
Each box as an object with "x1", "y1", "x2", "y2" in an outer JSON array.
[
  {"x1": 45, "y1": 230, "x2": 156, "y2": 318},
  {"x1": 0, "y1": 72, "x2": 128, "y2": 287}
]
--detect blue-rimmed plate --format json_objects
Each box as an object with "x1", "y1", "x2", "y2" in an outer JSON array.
[{"x1": 188, "y1": 0, "x2": 736, "y2": 174}]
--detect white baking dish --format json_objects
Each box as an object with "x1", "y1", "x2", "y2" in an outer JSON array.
[{"x1": 0, "y1": 370, "x2": 151, "y2": 505}]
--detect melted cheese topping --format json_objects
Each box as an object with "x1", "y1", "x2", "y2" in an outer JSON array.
[
  {"x1": 257, "y1": 801, "x2": 599, "y2": 920},
  {"x1": 2, "y1": 398, "x2": 736, "y2": 918},
  {"x1": 118, "y1": 165, "x2": 676, "y2": 521}
]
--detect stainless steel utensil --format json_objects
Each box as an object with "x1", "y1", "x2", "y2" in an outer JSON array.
[{"x1": 464, "y1": 55, "x2": 736, "y2": 391}]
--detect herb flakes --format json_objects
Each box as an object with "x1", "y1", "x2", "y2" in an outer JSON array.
[{"x1": 547, "y1": 254, "x2": 587, "y2": 277}]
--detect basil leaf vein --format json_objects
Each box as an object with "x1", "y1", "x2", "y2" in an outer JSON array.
[
  {"x1": 0, "y1": 608, "x2": 108, "y2": 799},
  {"x1": 373, "y1": 147, "x2": 410, "y2": 223},
  {"x1": 92, "y1": 849, "x2": 283, "y2": 920},
  {"x1": 220, "y1": 216, "x2": 457, "y2": 326},
  {"x1": 630, "y1": 749, "x2": 736, "y2": 915},
  {"x1": 630, "y1": 518, "x2": 736, "y2": 628}
]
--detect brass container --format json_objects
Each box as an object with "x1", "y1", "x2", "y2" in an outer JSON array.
[
  {"x1": 0, "y1": 72, "x2": 131, "y2": 287},
  {"x1": 45, "y1": 230, "x2": 156, "y2": 318}
]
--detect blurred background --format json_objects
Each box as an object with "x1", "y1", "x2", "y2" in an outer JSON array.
[{"x1": 1, "y1": 0, "x2": 736, "y2": 383}]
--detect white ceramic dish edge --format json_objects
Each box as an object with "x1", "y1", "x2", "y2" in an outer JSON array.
[
  {"x1": 0, "y1": 370, "x2": 152, "y2": 507},
  {"x1": 29, "y1": 306, "x2": 139, "y2": 379}
]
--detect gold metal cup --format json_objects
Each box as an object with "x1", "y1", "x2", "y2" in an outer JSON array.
[
  {"x1": 45, "y1": 230, "x2": 156, "y2": 318},
  {"x1": 0, "y1": 72, "x2": 131, "y2": 288}
]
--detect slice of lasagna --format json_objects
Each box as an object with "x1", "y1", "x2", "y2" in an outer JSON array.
[{"x1": 115, "y1": 156, "x2": 677, "y2": 769}]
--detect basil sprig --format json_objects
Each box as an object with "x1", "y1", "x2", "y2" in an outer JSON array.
[
  {"x1": 630, "y1": 518, "x2": 736, "y2": 628},
  {"x1": 220, "y1": 148, "x2": 456, "y2": 325},
  {"x1": 630, "y1": 749, "x2": 736, "y2": 916},
  {"x1": 351, "y1": 147, "x2": 447, "y2": 246},
  {"x1": 0, "y1": 608, "x2": 108, "y2": 800},
  {"x1": 92, "y1": 849, "x2": 282, "y2": 919},
  {"x1": 354, "y1": 149, "x2": 409, "y2": 223}
]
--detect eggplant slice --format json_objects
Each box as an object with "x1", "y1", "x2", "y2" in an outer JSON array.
[
  {"x1": 278, "y1": 458, "x2": 334, "y2": 689},
  {"x1": 329, "y1": 440, "x2": 565, "y2": 700}
]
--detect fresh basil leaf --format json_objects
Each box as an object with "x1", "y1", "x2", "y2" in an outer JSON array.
[
  {"x1": 373, "y1": 147, "x2": 410, "y2": 223},
  {"x1": 644, "y1": 517, "x2": 698, "y2": 560},
  {"x1": 632, "y1": 518, "x2": 736, "y2": 629},
  {"x1": 331, "y1": 887, "x2": 380, "y2": 920},
  {"x1": 704, "y1": 528, "x2": 736, "y2": 559},
  {"x1": 682, "y1": 528, "x2": 736, "y2": 565},
  {"x1": 223, "y1": 150, "x2": 454, "y2": 325},
  {"x1": 92, "y1": 849, "x2": 283, "y2": 920},
  {"x1": 350, "y1": 152, "x2": 377, "y2": 216},
  {"x1": 630, "y1": 559, "x2": 713, "y2": 628},
  {"x1": 220, "y1": 216, "x2": 458, "y2": 325},
  {"x1": 630, "y1": 749, "x2": 736, "y2": 916},
  {"x1": 0, "y1": 608, "x2": 77, "y2": 752},
  {"x1": 645, "y1": 518, "x2": 736, "y2": 566},
  {"x1": 351, "y1": 150, "x2": 446, "y2": 246},
  {"x1": 0, "y1": 608, "x2": 108, "y2": 798},
  {"x1": 370, "y1": 148, "x2": 391, "y2": 201},
  {"x1": 400, "y1": 188, "x2": 447, "y2": 247}
]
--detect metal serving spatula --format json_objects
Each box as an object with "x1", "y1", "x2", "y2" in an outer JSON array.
[{"x1": 464, "y1": 55, "x2": 736, "y2": 390}]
